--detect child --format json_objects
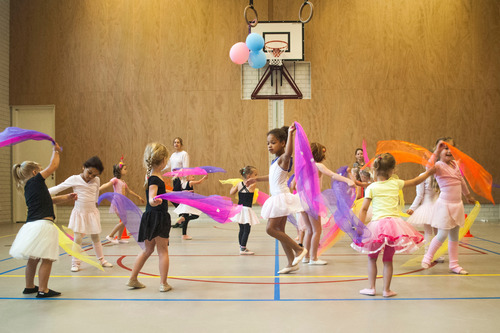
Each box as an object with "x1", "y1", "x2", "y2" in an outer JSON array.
[
  {"x1": 352, "y1": 153, "x2": 435, "y2": 297},
  {"x1": 100, "y1": 158, "x2": 145, "y2": 244},
  {"x1": 298, "y1": 142, "x2": 355, "y2": 265},
  {"x1": 173, "y1": 174, "x2": 208, "y2": 240},
  {"x1": 229, "y1": 166, "x2": 260, "y2": 255},
  {"x1": 127, "y1": 143, "x2": 172, "y2": 292},
  {"x1": 246, "y1": 124, "x2": 307, "y2": 274},
  {"x1": 49, "y1": 156, "x2": 112, "y2": 272},
  {"x1": 421, "y1": 138, "x2": 476, "y2": 274},
  {"x1": 10, "y1": 143, "x2": 77, "y2": 297},
  {"x1": 406, "y1": 168, "x2": 439, "y2": 254}
]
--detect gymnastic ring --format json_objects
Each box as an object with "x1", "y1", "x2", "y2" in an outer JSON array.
[
  {"x1": 299, "y1": 1, "x2": 314, "y2": 24},
  {"x1": 244, "y1": 5, "x2": 258, "y2": 27}
]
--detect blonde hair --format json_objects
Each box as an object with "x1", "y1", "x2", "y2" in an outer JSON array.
[
  {"x1": 12, "y1": 161, "x2": 41, "y2": 193},
  {"x1": 143, "y1": 143, "x2": 169, "y2": 187}
]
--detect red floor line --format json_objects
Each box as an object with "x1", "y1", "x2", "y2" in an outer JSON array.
[
  {"x1": 459, "y1": 243, "x2": 487, "y2": 254},
  {"x1": 116, "y1": 256, "x2": 429, "y2": 285}
]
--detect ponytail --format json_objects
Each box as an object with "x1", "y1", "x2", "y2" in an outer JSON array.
[{"x1": 12, "y1": 161, "x2": 41, "y2": 193}]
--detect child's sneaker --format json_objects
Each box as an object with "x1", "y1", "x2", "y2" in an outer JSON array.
[
  {"x1": 159, "y1": 283, "x2": 172, "y2": 292},
  {"x1": 240, "y1": 248, "x2": 255, "y2": 255},
  {"x1": 70, "y1": 264, "x2": 80, "y2": 272},
  {"x1": 118, "y1": 239, "x2": 129, "y2": 244},
  {"x1": 127, "y1": 279, "x2": 145, "y2": 289}
]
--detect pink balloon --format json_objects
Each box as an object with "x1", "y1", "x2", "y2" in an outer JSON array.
[{"x1": 229, "y1": 42, "x2": 249, "y2": 65}]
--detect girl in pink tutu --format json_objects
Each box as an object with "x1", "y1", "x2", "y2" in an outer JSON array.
[
  {"x1": 421, "y1": 138, "x2": 476, "y2": 274},
  {"x1": 352, "y1": 153, "x2": 435, "y2": 297},
  {"x1": 100, "y1": 158, "x2": 145, "y2": 244},
  {"x1": 246, "y1": 124, "x2": 307, "y2": 274}
]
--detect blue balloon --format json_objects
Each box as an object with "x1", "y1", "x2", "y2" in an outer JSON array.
[
  {"x1": 246, "y1": 33, "x2": 265, "y2": 52},
  {"x1": 248, "y1": 50, "x2": 267, "y2": 69}
]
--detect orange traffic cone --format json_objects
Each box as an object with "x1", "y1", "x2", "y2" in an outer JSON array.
[
  {"x1": 120, "y1": 221, "x2": 130, "y2": 239},
  {"x1": 463, "y1": 214, "x2": 473, "y2": 237}
]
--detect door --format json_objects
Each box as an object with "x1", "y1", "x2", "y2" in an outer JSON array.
[{"x1": 11, "y1": 105, "x2": 56, "y2": 223}]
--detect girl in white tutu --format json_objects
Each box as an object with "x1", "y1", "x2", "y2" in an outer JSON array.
[
  {"x1": 173, "y1": 174, "x2": 208, "y2": 240},
  {"x1": 353, "y1": 153, "x2": 435, "y2": 297},
  {"x1": 406, "y1": 169, "x2": 440, "y2": 254},
  {"x1": 246, "y1": 124, "x2": 307, "y2": 274},
  {"x1": 49, "y1": 156, "x2": 112, "y2": 272},
  {"x1": 10, "y1": 143, "x2": 77, "y2": 298},
  {"x1": 229, "y1": 166, "x2": 260, "y2": 255}
]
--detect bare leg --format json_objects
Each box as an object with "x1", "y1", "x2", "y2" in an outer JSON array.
[
  {"x1": 38, "y1": 259, "x2": 53, "y2": 293},
  {"x1": 25, "y1": 258, "x2": 40, "y2": 288},
  {"x1": 300, "y1": 213, "x2": 312, "y2": 260},
  {"x1": 130, "y1": 239, "x2": 156, "y2": 281},
  {"x1": 309, "y1": 216, "x2": 322, "y2": 261},
  {"x1": 267, "y1": 217, "x2": 303, "y2": 267},
  {"x1": 367, "y1": 256, "x2": 377, "y2": 290},
  {"x1": 108, "y1": 219, "x2": 124, "y2": 238},
  {"x1": 155, "y1": 237, "x2": 170, "y2": 285}
]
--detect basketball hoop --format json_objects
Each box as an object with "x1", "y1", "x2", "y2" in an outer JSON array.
[{"x1": 264, "y1": 40, "x2": 288, "y2": 66}]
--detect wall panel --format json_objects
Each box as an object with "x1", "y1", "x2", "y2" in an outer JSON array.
[{"x1": 8, "y1": 0, "x2": 500, "y2": 205}]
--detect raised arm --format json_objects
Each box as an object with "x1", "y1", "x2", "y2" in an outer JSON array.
[
  {"x1": 404, "y1": 167, "x2": 436, "y2": 188},
  {"x1": 278, "y1": 124, "x2": 295, "y2": 171},
  {"x1": 99, "y1": 181, "x2": 113, "y2": 193},
  {"x1": 316, "y1": 163, "x2": 355, "y2": 187},
  {"x1": 40, "y1": 143, "x2": 62, "y2": 180},
  {"x1": 245, "y1": 175, "x2": 269, "y2": 186},
  {"x1": 407, "y1": 177, "x2": 425, "y2": 214},
  {"x1": 189, "y1": 174, "x2": 208, "y2": 186}
]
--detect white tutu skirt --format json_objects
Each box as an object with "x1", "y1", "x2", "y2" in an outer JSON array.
[
  {"x1": 261, "y1": 192, "x2": 303, "y2": 219},
  {"x1": 407, "y1": 201, "x2": 435, "y2": 227},
  {"x1": 230, "y1": 206, "x2": 260, "y2": 225},
  {"x1": 68, "y1": 201, "x2": 101, "y2": 234},
  {"x1": 9, "y1": 220, "x2": 59, "y2": 261},
  {"x1": 431, "y1": 198, "x2": 465, "y2": 230},
  {"x1": 174, "y1": 204, "x2": 201, "y2": 216}
]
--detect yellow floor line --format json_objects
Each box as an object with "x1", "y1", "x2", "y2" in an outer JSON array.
[
  {"x1": 0, "y1": 234, "x2": 17, "y2": 239},
  {"x1": 2, "y1": 274, "x2": 500, "y2": 279}
]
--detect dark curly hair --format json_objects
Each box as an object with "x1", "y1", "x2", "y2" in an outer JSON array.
[
  {"x1": 267, "y1": 126, "x2": 289, "y2": 143},
  {"x1": 83, "y1": 156, "x2": 104, "y2": 174}
]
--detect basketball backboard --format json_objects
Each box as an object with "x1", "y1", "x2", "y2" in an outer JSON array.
[{"x1": 250, "y1": 21, "x2": 304, "y2": 61}]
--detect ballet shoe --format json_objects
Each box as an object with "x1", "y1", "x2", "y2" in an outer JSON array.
[
  {"x1": 127, "y1": 279, "x2": 145, "y2": 289},
  {"x1": 277, "y1": 265, "x2": 299, "y2": 274},
  {"x1": 292, "y1": 248, "x2": 308, "y2": 266},
  {"x1": 450, "y1": 267, "x2": 468, "y2": 275},
  {"x1": 359, "y1": 288, "x2": 375, "y2": 296}
]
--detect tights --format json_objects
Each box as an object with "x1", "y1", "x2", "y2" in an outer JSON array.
[
  {"x1": 434, "y1": 226, "x2": 460, "y2": 243},
  {"x1": 238, "y1": 224, "x2": 251, "y2": 248},
  {"x1": 72, "y1": 232, "x2": 105, "y2": 264},
  {"x1": 179, "y1": 214, "x2": 199, "y2": 236}
]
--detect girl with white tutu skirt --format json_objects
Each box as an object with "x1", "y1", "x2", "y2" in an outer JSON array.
[
  {"x1": 229, "y1": 166, "x2": 261, "y2": 255},
  {"x1": 49, "y1": 156, "x2": 113, "y2": 272},
  {"x1": 406, "y1": 171, "x2": 440, "y2": 253},
  {"x1": 246, "y1": 124, "x2": 307, "y2": 274},
  {"x1": 10, "y1": 143, "x2": 77, "y2": 298},
  {"x1": 353, "y1": 153, "x2": 435, "y2": 298},
  {"x1": 173, "y1": 174, "x2": 208, "y2": 240}
]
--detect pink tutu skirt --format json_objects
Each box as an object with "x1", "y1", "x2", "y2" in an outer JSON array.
[
  {"x1": 68, "y1": 201, "x2": 101, "y2": 234},
  {"x1": 407, "y1": 201, "x2": 435, "y2": 227},
  {"x1": 230, "y1": 206, "x2": 260, "y2": 225},
  {"x1": 261, "y1": 192, "x2": 303, "y2": 219},
  {"x1": 351, "y1": 217, "x2": 424, "y2": 254}
]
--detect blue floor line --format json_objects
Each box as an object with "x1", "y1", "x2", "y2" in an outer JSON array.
[
  {"x1": 459, "y1": 242, "x2": 500, "y2": 256},
  {"x1": 471, "y1": 236, "x2": 500, "y2": 246},
  {"x1": 274, "y1": 239, "x2": 280, "y2": 301},
  {"x1": 1, "y1": 296, "x2": 499, "y2": 302}
]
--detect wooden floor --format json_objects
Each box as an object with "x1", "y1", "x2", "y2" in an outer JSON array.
[{"x1": 0, "y1": 207, "x2": 499, "y2": 333}]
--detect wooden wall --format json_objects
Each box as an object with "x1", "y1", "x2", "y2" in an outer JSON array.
[
  {"x1": 9, "y1": 0, "x2": 500, "y2": 204},
  {"x1": 0, "y1": 0, "x2": 10, "y2": 222}
]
